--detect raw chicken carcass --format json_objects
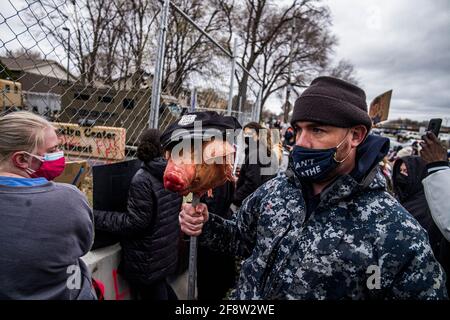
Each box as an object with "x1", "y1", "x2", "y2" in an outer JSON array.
[{"x1": 163, "y1": 138, "x2": 236, "y2": 197}]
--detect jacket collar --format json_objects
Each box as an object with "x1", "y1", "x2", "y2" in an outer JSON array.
[
  {"x1": 318, "y1": 166, "x2": 386, "y2": 208},
  {"x1": 287, "y1": 164, "x2": 386, "y2": 210},
  {"x1": 142, "y1": 157, "x2": 167, "y2": 181}
]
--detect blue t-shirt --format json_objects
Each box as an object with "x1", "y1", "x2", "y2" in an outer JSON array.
[{"x1": 0, "y1": 176, "x2": 48, "y2": 187}]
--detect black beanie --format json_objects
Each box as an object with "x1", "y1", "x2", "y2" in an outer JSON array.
[{"x1": 291, "y1": 76, "x2": 372, "y2": 131}]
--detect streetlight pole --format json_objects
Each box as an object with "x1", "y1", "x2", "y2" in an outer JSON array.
[
  {"x1": 62, "y1": 27, "x2": 70, "y2": 84},
  {"x1": 283, "y1": 17, "x2": 296, "y2": 124},
  {"x1": 227, "y1": 38, "x2": 238, "y2": 116}
]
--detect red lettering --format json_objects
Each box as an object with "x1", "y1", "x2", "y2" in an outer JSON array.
[{"x1": 112, "y1": 269, "x2": 130, "y2": 300}]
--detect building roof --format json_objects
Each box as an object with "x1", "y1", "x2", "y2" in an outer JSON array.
[
  {"x1": 0, "y1": 56, "x2": 49, "y2": 71},
  {"x1": 0, "y1": 56, "x2": 77, "y2": 80}
]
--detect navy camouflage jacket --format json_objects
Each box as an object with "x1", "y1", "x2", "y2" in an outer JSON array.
[{"x1": 200, "y1": 167, "x2": 448, "y2": 300}]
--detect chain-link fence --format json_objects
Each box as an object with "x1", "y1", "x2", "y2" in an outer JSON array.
[
  {"x1": 0, "y1": 0, "x2": 262, "y2": 175},
  {"x1": 152, "y1": 0, "x2": 262, "y2": 133},
  {"x1": 0, "y1": 0, "x2": 264, "y2": 299}
]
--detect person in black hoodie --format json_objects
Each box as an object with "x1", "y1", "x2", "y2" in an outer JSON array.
[
  {"x1": 93, "y1": 129, "x2": 182, "y2": 300},
  {"x1": 232, "y1": 122, "x2": 277, "y2": 207},
  {"x1": 393, "y1": 155, "x2": 450, "y2": 292}
]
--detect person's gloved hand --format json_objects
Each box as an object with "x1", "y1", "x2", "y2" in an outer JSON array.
[{"x1": 420, "y1": 132, "x2": 447, "y2": 164}]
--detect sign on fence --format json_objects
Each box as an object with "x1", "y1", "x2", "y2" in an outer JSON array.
[
  {"x1": 53, "y1": 122, "x2": 126, "y2": 160},
  {"x1": 54, "y1": 160, "x2": 89, "y2": 189}
]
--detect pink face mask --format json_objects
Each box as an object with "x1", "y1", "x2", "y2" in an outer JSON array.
[{"x1": 24, "y1": 151, "x2": 66, "y2": 181}]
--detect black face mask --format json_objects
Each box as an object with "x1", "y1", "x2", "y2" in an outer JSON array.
[
  {"x1": 244, "y1": 135, "x2": 257, "y2": 154},
  {"x1": 290, "y1": 131, "x2": 351, "y2": 183},
  {"x1": 394, "y1": 173, "x2": 410, "y2": 201}
]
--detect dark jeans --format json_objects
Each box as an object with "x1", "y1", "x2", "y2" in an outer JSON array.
[{"x1": 130, "y1": 279, "x2": 178, "y2": 300}]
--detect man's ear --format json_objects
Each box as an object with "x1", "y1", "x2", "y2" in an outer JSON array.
[
  {"x1": 11, "y1": 152, "x2": 30, "y2": 169},
  {"x1": 350, "y1": 125, "x2": 367, "y2": 148}
]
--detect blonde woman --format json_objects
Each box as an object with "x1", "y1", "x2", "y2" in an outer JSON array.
[{"x1": 0, "y1": 111, "x2": 96, "y2": 300}]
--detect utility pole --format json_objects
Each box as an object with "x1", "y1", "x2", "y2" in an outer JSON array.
[
  {"x1": 190, "y1": 87, "x2": 197, "y2": 112},
  {"x1": 62, "y1": 27, "x2": 70, "y2": 84},
  {"x1": 227, "y1": 38, "x2": 238, "y2": 116},
  {"x1": 149, "y1": 0, "x2": 170, "y2": 129},
  {"x1": 283, "y1": 18, "x2": 295, "y2": 124}
]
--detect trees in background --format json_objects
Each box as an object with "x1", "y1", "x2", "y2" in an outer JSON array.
[{"x1": 23, "y1": 0, "x2": 356, "y2": 117}]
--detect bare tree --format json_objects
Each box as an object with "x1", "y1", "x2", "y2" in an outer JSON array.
[
  {"x1": 198, "y1": 87, "x2": 228, "y2": 109},
  {"x1": 21, "y1": 0, "x2": 356, "y2": 120},
  {"x1": 116, "y1": 0, "x2": 159, "y2": 86},
  {"x1": 162, "y1": 0, "x2": 230, "y2": 97},
  {"x1": 218, "y1": 0, "x2": 355, "y2": 120},
  {"x1": 257, "y1": 2, "x2": 337, "y2": 120},
  {"x1": 327, "y1": 59, "x2": 359, "y2": 85},
  {"x1": 95, "y1": 1, "x2": 126, "y2": 85},
  {"x1": 27, "y1": 0, "x2": 123, "y2": 84}
]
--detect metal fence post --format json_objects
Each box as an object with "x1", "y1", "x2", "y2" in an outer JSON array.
[
  {"x1": 188, "y1": 85, "x2": 198, "y2": 300},
  {"x1": 190, "y1": 87, "x2": 197, "y2": 112},
  {"x1": 227, "y1": 38, "x2": 237, "y2": 116},
  {"x1": 252, "y1": 87, "x2": 259, "y2": 122},
  {"x1": 255, "y1": 85, "x2": 262, "y2": 123},
  {"x1": 149, "y1": 0, "x2": 170, "y2": 129}
]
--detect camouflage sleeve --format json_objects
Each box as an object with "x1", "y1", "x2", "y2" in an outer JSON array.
[
  {"x1": 386, "y1": 223, "x2": 448, "y2": 300},
  {"x1": 199, "y1": 188, "x2": 261, "y2": 258}
]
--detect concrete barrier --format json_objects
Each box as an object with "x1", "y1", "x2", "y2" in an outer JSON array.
[
  {"x1": 81, "y1": 242, "x2": 189, "y2": 300},
  {"x1": 81, "y1": 243, "x2": 131, "y2": 300}
]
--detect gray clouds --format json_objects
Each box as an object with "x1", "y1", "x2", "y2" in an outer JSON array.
[{"x1": 326, "y1": 0, "x2": 450, "y2": 121}]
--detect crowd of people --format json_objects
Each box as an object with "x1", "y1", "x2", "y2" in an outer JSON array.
[
  {"x1": 0, "y1": 76, "x2": 449, "y2": 300},
  {"x1": 180, "y1": 77, "x2": 450, "y2": 299}
]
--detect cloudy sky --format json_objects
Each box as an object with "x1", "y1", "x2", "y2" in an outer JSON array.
[{"x1": 323, "y1": 0, "x2": 450, "y2": 123}]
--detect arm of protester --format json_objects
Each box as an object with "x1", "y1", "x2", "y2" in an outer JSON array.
[
  {"x1": 420, "y1": 131, "x2": 449, "y2": 174},
  {"x1": 180, "y1": 191, "x2": 259, "y2": 258},
  {"x1": 388, "y1": 224, "x2": 448, "y2": 299},
  {"x1": 93, "y1": 178, "x2": 155, "y2": 236},
  {"x1": 422, "y1": 168, "x2": 450, "y2": 242},
  {"x1": 419, "y1": 131, "x2": 450, "y2": 241}
]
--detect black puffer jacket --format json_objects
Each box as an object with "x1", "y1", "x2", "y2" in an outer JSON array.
[
  {"x1": 94, "y1": 157, "x2": 182, "y2": 285},
  {"x1": 393, "y1": 156, "x2": 450, "y2": 291}
]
